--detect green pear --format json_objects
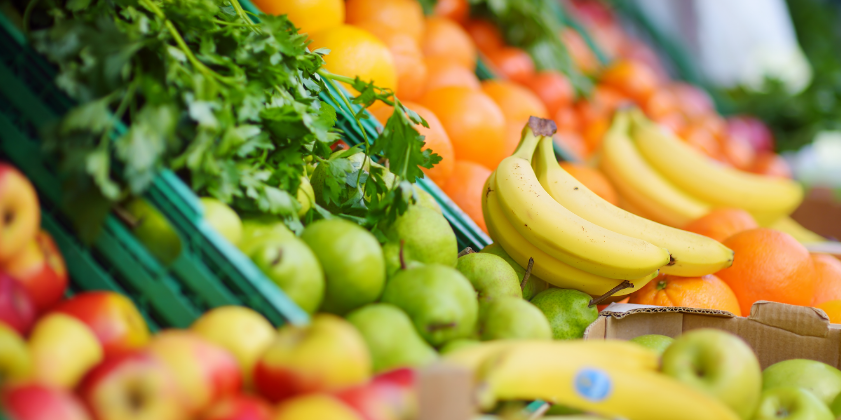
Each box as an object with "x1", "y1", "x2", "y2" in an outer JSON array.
[
  {"x1": 457, "y1": 253, "x2": 522, "y2": 308},
  {"x1": 479, "y1": 243, "x2": 548, "y2": 300},
  {"x1": 301, "y1": 219, "x2": 385, "y2": 315},
  {"x1": 238, "y1": 215, "x2": 294, "y2": 256},
  {"x1": 382, "y1": 206, "x2": 457, "y2": 277},
  {"x1": 123, "y1": 198, "x2": 183, "y2": 266},
  {"x1": 413, "y1": 185, "x2": 442, "y2": 214},
  {"x1": 762, "y1": 359, "x2": 841, "y2": 405},
  {"x1": 249, "y1": 236, "x2": 325, "y2": 314},
  {"x1": 439, "y1": 338, "x2": 480, "y2": 355},
  {"x1": 200, "y1": 197, "x2": 242, "y2": 246},
  {"x1": 381, "y1": 264, "x2": 478, "y2": 347},
  {"x1": 530, "y1": 289, "x2": 598, "y2": 340},
  {"x1": 479, "y1": 297, "x2": 552, "y2": 341},
  {"x1": 629, "y1": 334, "x2": 674, "y2": 356},
  {"x1": 346, "y1": 303, "x2": 438, "y2": 373},
  {"x1": 296, "y1": 175, "x2": 315, "y2": 218}
]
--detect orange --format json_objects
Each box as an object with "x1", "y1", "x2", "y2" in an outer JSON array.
[
  {"x1": 354, "y1": 23, "x2": 427, "y2": 101},
  {"x1": 655, "y1": 112, "x2": 688, "y2": 135},
  {"x1": 670, "y1": 83, "x2": 715, "y2": 122},
  {"x1": 464, "y1": 19, "x2": 505, "y2": 54},
  {"x1": 254, "y1": 0, "x2": 344, "y2": 36},
  {"x1": 554, "y1": 107, "x2": 580, "y2": 133},
  {"x1": 308, "y1": 25, "x2": 398, "y2": 94},
  {"x1": 680, "y1": 125, "x2": 720, "y2": 158},
  {"x1": 421, "y1": 17, "x2": 477, "y2": 69},
  {"x1": 683, "y1": 208, "x2": 758, "y2": 243},
  {"x1": 345, "y1": 0, "x2": 425, "y2": 43},
  {"x1": 812, "y1": 253, "x2": 841, "y2": 306},
  {"x1": 521, "y1": 70, "x2": 576, "y2": 116},
  {"x1": 561, "y1": 28, "x2": 598, "y2": 74},
  {"x1": 501, "y1": 121, "x2": 525, "y2": 161},
  {"x1": 629, "y1": 274, "x2": 742, "y2": 316},
  {"x1": 480, "y1": 80, "x2": 548, "y2": 122},
  {"x1": 417, "y1": 87, "x2": 507, "y2": 170},
  {"x1": 554, "y1": 131, "x2": 588, "y2": 161},
  {"x1": 717, "y1": 228, "x2": 816, "y2": 316},
  {"x1": 369, "y1": 102, "x2": 455, "y2": 186},
  {"x1": 484, "y1": 47, "x2": 535, "y2": 84},
  {"x1": 720, "y1": 135, "x2": 756, "y2": 170},
  {"x1": 599, "y1": 60, "x2": 659, "y2": 103},
  {"x1": 440, "y1": 160, "x2": 491, "y2": 234},
  {"x1": 817, "y1": 300, "x2": 841, "y2": 324},
  {"x1": 559, "y1": 162, "x2": 619, "y2": 206},
  {"x1": 598, "y1": 297, "x2": 629, "y2": 312},
  {"x1": 581, "y1": 116, "x2": 609, "y2": 153},
  {"x1": 423, "y1": 57, "x2": 481, "y2": 92},
  {"x1": 750, "y1": 153, "x2": 792, "y2": 179},
  {"x1": 644, "y1": 89, "x2": 678, "y2": 120},
  {"x1": 434, "y1": 0, "x2": 469, "y2": 23}
]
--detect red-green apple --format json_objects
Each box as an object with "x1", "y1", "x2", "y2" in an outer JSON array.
[
  {"x1": 334, "y1": 368, "x2": 419, "y2": 420},
  {"x1": 190, "y1": 306, "x2": 275, "y2": 388},
  {"x1": 0, "y1": 271, "x2": 36, "y2": 334},
  {"x1": 197, "y1": 394, "x2": 273, "y2": 420},
  {"x1": 753, "y1": 387, "x2": 834, "y2": 420},
  {"x1": 78, "y1": 350, "x2": 187, "y2": 420},
  {"x1": 762, "y1": 359, "x2": 841, "y2": 405},
  {"x1": 661, "y1": 328, "x2": 762, "y2": 420},
  {"x1": 0, "y1": 164, "x2": 40, "y2": 265},
  {"x1": 3, "y1": 230, "x2": 68, "y2": 313},
  {"x1": 28, "y1": 313, "x2": 103, "y2": 388},
  {"x1": 253, "y1": 313, "x2": 372, "y2": 402},
  {"x1": 200, "y1": 198, "x2": 242, "y2": 246},
  {"x1": 0, "y1": 322, "x2": 33, "y2": 385},
  {"x1": 147, "y1": 330, "x2": 242, "y2": 414},
  {"x1": 51, "y1": 291, "x2": 150, "y2": 358},
  {"x1": 1, "y1": 383, "x2": 92, "y2": 420},
  {"x1": 273, "y1": 394, "x2": 364, "y2": 420}
]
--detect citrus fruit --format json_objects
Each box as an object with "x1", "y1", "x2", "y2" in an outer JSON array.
[
  {"x1": 501, "y1": 120, "x2": 525, "y2": 158},
  {"x1": 750, "y1": 153, "x2": 792, "y2": 179},
  {"x1": 369, "y1": 102, "x2": 455, "y2": 186},
  {"x1": 817, "y1": 300, "x2": 841, "y2": 324},
  {"x1": 560, "y1": 28, "x2": 598, "y2": 74},
  {"x1": 720, "y1": 135, "x2": 756, "y2": 170},
  {"x1": 812, "y1": 253, "x2": 841, "y2": 306},
  {"x1": 421, "y1": 16, "x2": 477, "y2": 69},
  {"x1": 417, "y1": 87, "x2": 507, "y2": 170},
  {"x1": 308, "y1": 25, "x2": 397, "y2": 94},
  {"x1": 521, "y1": 70, "x2": 576, "y2": 116},
  {"x1": 680, "y1": 124, "x2": 721, "y2": 158},
  {"x1": 670, "y1": 83, "x2": 715, "y2": 122},
  {"x1": 345, "y1": 0, "x2": 425, "y2": 43},
  {"x1": 599, "y1": 60, "x2": 659, "y2": 103},
  {"x1": 463, "y1": 19, "x2": 505, "y2": 54},
  {"x1": 717, "y1": 228, "x2": 816, "y2": 316},
  {"x1": 581, "y1": 116, "x2": 609, "y2": 153},
  {"x1": 480, "y1": 80, "x2": 548, "y2": 124},
  {"x1": 644, "y1": 89, "x2": 678, "y2": 120},
  {"x1": 683, "y1": 208, "x2": 758, "y2": 243},
  {"x1": 423, "y1": 57, "x2": 481, "y2": 92},
  {"x1": 254, "y1": 0, "x2": 344, "y2": 36},
  {"x1": 655, "y1": 112, "x2": 688, "y2": 135},
  {"x1": 554, "y1": 107, "x2": 580, "y2": 133},
  {"x1": 597, "y1": 297, "x2": 629, "y2": 312},
  {"x1": 433, "y1": 0, "x2": 469, "y2": 23},
  {"x1": 629, "y1": 274, "x2": 742, "y2": 316},
  {"x1": 484, "y1": 47, "x2": 535, "y2": 84},
  {"x1": 440, "y1": 160, "x2": 491, "y2": 233},
  {"x1": 559, "y1": 162, "x2": 618, "y2": 206},
  {"x1": 554, "y1": 131, "x2": 588, "y2": 161},
  {"x1": 354, "y1": 23, "x2": 427, "y2": 101}
]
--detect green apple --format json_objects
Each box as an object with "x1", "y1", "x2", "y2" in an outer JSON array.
[
  {"x1": 753, "y1": 387, "x2": 834, "y2": 420},
  {"x1": 478, "y1": 297, "x2": 551, "y2": 341},
  {"x1": 457, "y1": 253, "x2": 522, "y2": 307},
  {"x1": 530, "y1": 289, "x2": 598, "y2": 340},
  {"x1": 830, "y1": 392, "x2": 841, "y2": 418},
  {"x1": 124, "y1": 198, "x2": 183, "y2": 265},
  {"x1": 200, "y1": 197, "x2": 243, "y2": 246},
  {"x1": 629, "y1": 334, "x2": 674, "y2": 356},
  {"x1": 382, "y1": 206, "x2": 457, "y2": 277},
  {"x1": 249, "y1": 236, "x2": 325, "y2": 314},
  {"x1": 661, "y1": 328, "x2": 762, "y2": 420},
  {"x1": 479, "y1": 243, "x2": 547, "y2": 300},
  {"x1": 301, "y1": 219, "x2": 385, "y2": 315},
  {"x1": 762, "y1": 359, "x2": 841, "y2": 405}
]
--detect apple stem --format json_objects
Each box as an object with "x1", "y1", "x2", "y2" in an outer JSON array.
[
  {"x1": 399, "y1": 239, "x2": 407, "y2": 270},
  {"x1": 588, "y1": 280, "x2": 633, "y2": 308},
  {"x1": 113, "y1": 205, "x2": 140, "y2": 229},
  {"x1": 520, "y1": 257, "x2": 534, "y2": 290},
  {"x1": 457, "y1": 247, "x2": 475, "y2": 257}
]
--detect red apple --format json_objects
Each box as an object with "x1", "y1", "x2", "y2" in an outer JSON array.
[
  {"x1": 51, "y1": 291, "x2": 150, "y2": 358},
  {"x1": 28, "y1": 313, "x2": 103, "y2": 389},
  {"x1": 0, "y1": 322, "x2": 33, "y2": 384},
  {"x1": 78, "y1": 350, "x2": 187, "y2": 420},
  {"x1": 1, "y1": 383, "x2": 92, "y2": 420},
  {"x1": 197, "y1": 394, "x2": 273, "y2": 420},
  {"x1": 147, "y1": 330, "x2": 242, "y2": 414},
  {"x1": 0, "y1": 271, "x2": 36, "y2": 334},
  {"x1": 0, "y1": 164, "x2": 40, "y2": 265},
  {"x1": 334, "y1": 368, "x2": 418, "y2": 420},
  {"x1": 3, "y1": 230, "x2": 68, "y2": 313}
]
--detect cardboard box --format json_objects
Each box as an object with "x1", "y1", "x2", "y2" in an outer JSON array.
[{"x1": 584, "y1": 301, "x2": 841, "y2": 369}]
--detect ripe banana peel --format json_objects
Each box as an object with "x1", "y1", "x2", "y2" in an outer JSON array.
[{"x1": 532, "y1": 135, "x2": 733, "y2": 276}]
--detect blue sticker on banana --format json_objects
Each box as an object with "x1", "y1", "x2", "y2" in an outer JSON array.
[{"x1": 574, "y1": 368, "x2": 612, "y2": 401}]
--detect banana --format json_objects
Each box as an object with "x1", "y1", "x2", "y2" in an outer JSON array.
[
  {"x1": 483, "y1": 172, "x2": 658, "y2": 297},
  {"x1": 599, "y1": 111, "x2": 710, "y2": 228},
  {"x1": 477, "y1": 344, "x2": 740, "y2": 420},
  {"x1": 630, "y1": 109, "x2": 804, "y2": 224},
  {"x1": 533, "y1": 136, "x2": 733, "y2": 276},
  {"x1": 493, "y1": 118, "x2": 670, "y2": 280},
  {"x1": 766, "y1": 216, "x2": 826, "y2": 244}
]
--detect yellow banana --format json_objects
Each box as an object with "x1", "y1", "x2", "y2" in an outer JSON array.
[
  {"x1": 599, "y1": 111, "x2": 710, "y2": 228},
  {"x1": 478, "y1": 344, "x2": 740, "y2": 420},
  {"x1": 533, "y1": 136, "x2": 733, "y2": 276},
  {"x1": 483, "y1": 172, "x2": 658, "y2": 297},
  {"x1": 494, "y1": 119, "x2": 670, "y2": 280},
  {"x1": 630, "y1": 109, "x2": 804, "y2": 224},
  {"x1": 766, "y1": 216, "x2": 825, "y2": 244}
]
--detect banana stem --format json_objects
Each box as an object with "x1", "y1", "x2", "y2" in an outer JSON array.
[{"x1": 588, "y1": 280, "x2": 634, "y2": 308}]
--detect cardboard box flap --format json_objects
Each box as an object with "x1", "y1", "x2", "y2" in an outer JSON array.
[
  {"x1": 748, "y1": 301, "x2": 831, "y2": 338},
  {"x1": 597, "y1": 303, "x2": 736, "y2": 320}
]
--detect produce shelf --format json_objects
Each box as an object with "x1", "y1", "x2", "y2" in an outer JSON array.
[{"x1": 0, "y1": 11, "x2": 308, "y2": 328}]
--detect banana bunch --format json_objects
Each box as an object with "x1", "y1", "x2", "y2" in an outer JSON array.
[
  {"x1": 444, "y1": 340, "x2": 740, "y2": 420},
  {"x1": 482, "y1": 117, "x2": 733, "y2": 298},
  {"x1": 601, "y1": 108, "x2": 804, "y2": 227}
]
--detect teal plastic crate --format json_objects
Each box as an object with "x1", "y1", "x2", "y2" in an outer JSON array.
[{"x1": 0, "y1": 11, "x2": 308, "y2": 329}]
